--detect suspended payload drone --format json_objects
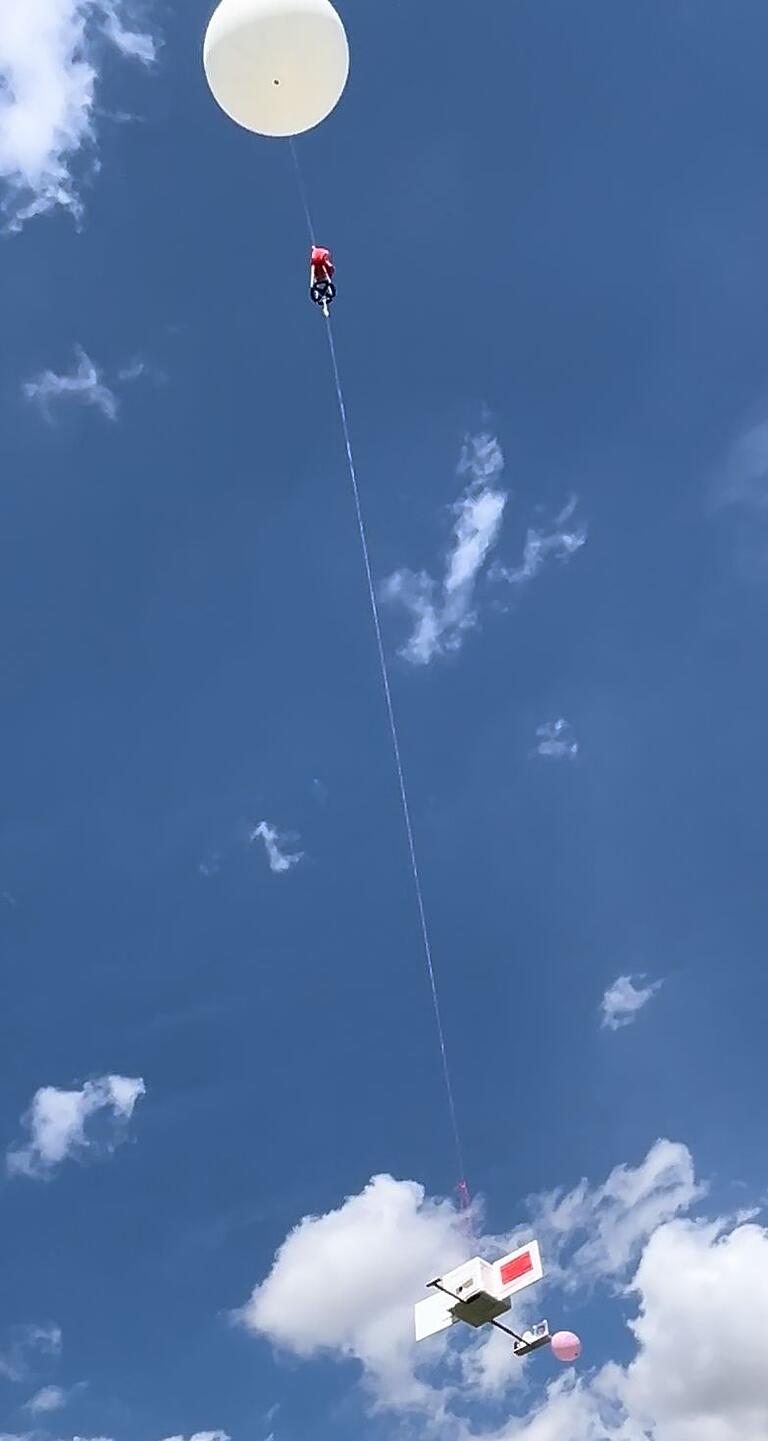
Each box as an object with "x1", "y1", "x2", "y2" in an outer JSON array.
[{"x1": 415, "y1": 1241, "x2": 582, "y2": 1365}]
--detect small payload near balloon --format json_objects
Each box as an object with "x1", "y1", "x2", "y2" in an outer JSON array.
[
  {"x1": 203, "y1": 0, "x2": 350, "y2": 137},
  {"x1": 414, "y1": 1241, "x2": 582, "y2": 1365},
  {"x1": 310, "y1": 245, "x2": 336, "y2": 312}
]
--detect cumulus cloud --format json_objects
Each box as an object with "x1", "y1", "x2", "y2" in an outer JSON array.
[
  {"x1": 611, "y1": 1215, "x2": 768, "y2": 1441},
  {"x1": 495, "y1": 1212, "x2": 768, "y2": 1441},
  {"x1": 382, "y1": 433, "x2": 507, "y2": 665},
  {"x1": 249, "y1": 822, "x2": 303, "y2": 875},
  {"x1": 22, "y1": 346, "x2": 152, "y2": 422},
  {"x1": 7, "y1": 1074, "x2": 145, "y2": 1179},
  {"x1": 0, "y1": 1325, "x2": 61, "y2": 1383},
  {"x1": 0, "y1": 0, "x2": 158, "y2": 229},
  {"x1": 493, "y1": 496, "x2": 587, "y2": 586},
  {"x1": 533, "y1": 718, "x2": 578, "y2": 760},
  {"x1": 601, "y1": 975, "x2": 663, "y2": 1032},
  {"x1": 237, "y1": 1173, "x2": 469, "y2": 1410}
]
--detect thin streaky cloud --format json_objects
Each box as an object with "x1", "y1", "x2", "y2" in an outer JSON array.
[
  {"x1": 0, "y1": 1325, "x2": 61, "y2": 1383},
  {"x1": 493, "y1": 495, "x2": 587, "y2": 586},
  {"x1": 23, "y1": 347, "x2": 156, "y2": 423},
  {"x1": 23, "y1": 349, "x2": 119, "y2": 422},
  {"x1": 382, "y1": 433, "x2": 507, "y2": 665}
]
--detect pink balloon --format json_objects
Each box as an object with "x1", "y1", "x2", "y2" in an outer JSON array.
[{"x1": 551, "y1": 1330, "x2": 582, "y2": 1364}]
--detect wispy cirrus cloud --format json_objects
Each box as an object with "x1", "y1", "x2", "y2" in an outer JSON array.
[
  {"x1": 249, "y1": 822, "x2": 303, "y2": 876},
  {"x1": 23, "y1": 1384, "x2": 82, "y2": 1415},
  {"x1": 715, "y1": 414, "x2": 768, "y2": 513},
  {"x1": 382, "y1": 436, "x2": 587, "y2": 666},
  {"x1": 492, "y1": 495, "x2": 587, "y2": 586},
  {"x1": 0, "y1": 1325, "x2": 61, "y2": 1383},
  {"x1": 0, "y1": 0, "x2": 158, "y2": 229},
  {"x1": 23, "y1": 347, "x2": 156, "y2": 423},
  {"x1": 600, "y1": 974, "x2": 663, "y2": 1031},
  {"x1": 533, "y1": 717, "x2": 579, "y2": 760},
  {"x1": 382, "y1": 433, "x2": 507, "y2": 666},
  {"x1": 529, "y1": 1138, "x2": 701, "y2": 1289},
  {"x1": 7, "y1": 1074, "x2": 145, "y2": 1179},
  {"x1": 23, "y1": 348, "x2": 119, "y2": 421}
]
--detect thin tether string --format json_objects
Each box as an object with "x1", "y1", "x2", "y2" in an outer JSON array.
[
  {"x1": 289, "y1": 137, "x2": 316, "y2": 244},
  {"x1": 288, "y1": 139, "x2": 469, "y2": 1204}
]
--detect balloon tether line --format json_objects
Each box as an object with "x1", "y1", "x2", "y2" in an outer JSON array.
[{"x1": 288, "y1": 139, "x2": 470, "y2": 1216}]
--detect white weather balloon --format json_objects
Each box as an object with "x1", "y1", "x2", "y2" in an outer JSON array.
[{"x1": 203, "y1": 0, "x2": 349, "y2": 138}]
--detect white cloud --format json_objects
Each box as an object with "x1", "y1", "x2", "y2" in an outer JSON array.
[
  {"x1": 249, "y1": 822, "x2": 303, "y2": 875},
  {"x1": 158, "y1": 1433, "x2": 229, "y2": 1441},
  {"x1": 533, "y1": 718, "x2": 578, "y2": 760},
  {"x1": 23, "y1": 348, "x2": 116, "y2": 421},
  {"x1": 23, "y1": 1381, "x2": 89, "y2": 1417},
  {"x1": 601, "y1": 975, "x2": 663, "y2": 1032},
  {"x1": 494, "y1": 1212, "x2": 768, "y2": 1441},
  {"x1": 611, "y1": 1215, "x2": 768, "y2": 1441},
  {"x1": 531, "y1": 1139, "x2": 702, "y2": 1289},
  {"x1": 237, "y1": 1173, "x2": 469, "y2": 1410},
  {"x1": 7, "y1": 1074, "x2": 145, "y2": 1179},
  {"x1": 22, "y1": 346, "x2": 152, "y2": 422},
  {"x1": 0, "y1": 0, "x2": 158, "y2": 229},
  {"x1": 100, "y1": 8, "x2": 156, "y2": 62},
  {"x1": 23, "y1": 1386, "x2": 68, "y2": 1414},
  {"x1": 493, "y1": 497, "x2": 587, "y2": 586},
  {"x1": 382, "y1": 433, "x2": 507, "y2": 665},
  {"x1": 0, "y1": 1325, "x2": 61, "y2": 1383}
]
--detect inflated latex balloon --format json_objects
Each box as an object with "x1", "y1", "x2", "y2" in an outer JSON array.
[
  {"x1": 203, "y1": 0, "x2": 349, "y2": 137},
  {"x1": 551, "y1": 1331, "x2": 582, "y2": 1364}
]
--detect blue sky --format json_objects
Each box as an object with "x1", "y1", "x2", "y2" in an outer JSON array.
[{"x1": 2, "y1": 1, "x2": 768, "y2": 1439}]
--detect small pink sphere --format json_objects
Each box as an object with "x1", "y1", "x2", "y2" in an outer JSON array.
[{"x1": 551, "y1": 1330, "x2": 582, "y2": 1364}]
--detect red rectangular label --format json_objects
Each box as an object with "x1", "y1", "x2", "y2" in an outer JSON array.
[{"x1": 500, "y1": 1251, "x2": 533, "y2": 1286}]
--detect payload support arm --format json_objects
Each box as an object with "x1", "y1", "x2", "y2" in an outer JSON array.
[{"x1": 414, "y1": 1242, "x2": 544, "y2": 1345}]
